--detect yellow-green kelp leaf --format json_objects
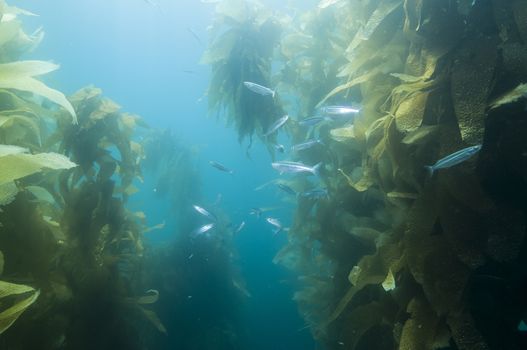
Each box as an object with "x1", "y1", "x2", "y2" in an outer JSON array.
[
  {"x1": 0, "y1": 280, "x2": 40, "y2": 334},
  {"x1": 330, "y1": 124, "x2": 355, "y2": 142},
  {"x1": 143, "y1": 222, "x2": 166, "y2": 234},
  {"x1": 0, "y1": 150, "x2": 77, "y2": 186},
  {"x1": 0, "y1": 144, "x2": 28, "y2": 156},
  {"x1": 0, "y1": 181, "x2": 18, "y2": 206},
  {"x1": 325, "y1": 243, "x2": 403, "y2": 326},
  {"x1": 0, "y1": 61, "x2": 77, "y2": 123},
  {"x1": 399, "y1": 298, "x2": 452, "y2": 350},
  {"x1": 139, "y1": 306, "x2": 167, "y2": 334},
  {"x1": 489, "y1": 83, "x2": 527, "y2": 110},
  {"x1": 338, "y1": 167, "x2": 374, "y2": 192},
  {"x1": 381, "y1": 269, "x2": 396, "y2": 291},
  {"x1": 136, "y1": 289, "x2": 159, "y2": 305},
  {"x1": 25, "y1": 185, "x2": 55, "y2": 204},
  {"x1": 89, "y1": 97, "x2": 121, "y2": 121},
  {"x1": 0, "y1": 113, "x2": 41, "y2": 145}
]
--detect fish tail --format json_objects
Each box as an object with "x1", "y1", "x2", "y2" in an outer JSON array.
[
  {"x1": 424, "y1": 165, "x2": 435, "y2": 177},
  {"x1": 312, "y1": 162, "x2": 323, "y2": 176}
]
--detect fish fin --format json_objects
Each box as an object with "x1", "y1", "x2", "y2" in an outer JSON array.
[
  {"x1": 424, "y1": 165, "x2": 435, "y2": 177},
  {"x1": 272, "y1": 90, "x2": 276, "y2": 99},
  {"x1": 312, "y1": 162, "x2": 323, "y2": 176}
]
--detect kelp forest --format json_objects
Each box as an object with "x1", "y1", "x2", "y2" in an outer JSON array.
[{"x1": 1, "y1": 0, "x2": 527, "y2": 349}]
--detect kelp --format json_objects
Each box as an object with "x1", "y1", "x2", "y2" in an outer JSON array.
[
  {"x1": 0, "y1": 280, "x2": 39, "y2": 334},
  {"x1": 265, "y1": 0, "x2": 527, "y2": 349},
  {"x1": 0, "y1": 61, "x2": 77, "y2": 123},
  {"x1": 203, "y1": 0, "x2": 284, "y2": 147},
  {"x1": 141, "y1": 128, "x2": 201, "y2": 226}
]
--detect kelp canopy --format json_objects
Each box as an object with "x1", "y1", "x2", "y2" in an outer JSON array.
[{"x1": 204, "y1": 0, "x2": 527, "y2": 349}]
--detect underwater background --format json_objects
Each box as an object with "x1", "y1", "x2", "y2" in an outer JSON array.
[{"x1": 1, "y1": 0, "x2": 527, "y2": 349}]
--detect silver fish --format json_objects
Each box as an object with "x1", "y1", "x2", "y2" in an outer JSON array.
[
  {"x1": 249, "y1": 208, "x2": 262, "y2": 218},
  {"x1": 298, "y1": 116, "x2": 327, "y2": 127},
  {"x1": 192, "y1": 223, "x2": 215, "y2": 235},
  {"x1": 265, "y1": 217, "x2": 283, "y2": 235},
  {"x1": 320, "y1": 105, "x2": 361, "y2": 115},
  {"x1": 193, "y1": 205, "x2": 217, "y2": 222},
  {"x1": 425, "y1": 144, "x2": 482, "y2": 176},
  {"x1": 234, "y1": 221, "x2": 246, "y2": 234},
  {"x1": 263, "y1": 115, "x2": 289, "y2": 137},
  {"x1": 277, "y1": 183, "x2": 296, "y2": 195},
  {"x1": 300, "y1": 188, "x2": 329, "y2": 199},
  {"x1": 243, "y1": 81, "x2": 275, "y2": 98},
  {"x1": 209, "y1": 160, "x2": 234, "y2": 174},
  {"x1": 274, "y1": 143, "x2": 285, "y2": 153},
  {"x1": 291, "y1": 139, "x2": 322, "y2": 152},
  {"x1": 271, "y1": 161, "x2": 322, "y2": 176}
]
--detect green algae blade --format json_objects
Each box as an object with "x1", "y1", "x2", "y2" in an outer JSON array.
[
  {"x1": 0, "y1": 149, "x2": 77, "y2": 186},
  {"x1": 0, "y1": 60, "x2": 77, "y2": 123},
  {"x1": 0, "y1": 280, "x2": 40, "y2": 334}
]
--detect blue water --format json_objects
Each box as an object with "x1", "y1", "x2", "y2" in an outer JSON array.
[{"x1": 20, "y1": 0, "x2": 315, "y2": 348}]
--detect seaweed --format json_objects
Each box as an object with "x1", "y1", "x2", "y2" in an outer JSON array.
[
  {"x1": 203, "y1": 0, "x2": 284, "y2": 150},
  {"x1": 263, "y1": 0, "x2": 527, "y2": 349}
]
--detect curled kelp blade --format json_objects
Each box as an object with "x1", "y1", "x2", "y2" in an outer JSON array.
[
  {"x1": 136, "y1": 289, "x2": 159, "y2": 305},
  {"x1": 0, "y1": 280, "x2": 40, "y2": 334},
  {"x1": 0, "y1": 150, "x2": 77, "y2": 186},
  {"x1": 0, "y1": 61, "x2": 77, "y2": 123}
]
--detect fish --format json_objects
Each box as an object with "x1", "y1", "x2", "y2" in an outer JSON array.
[
  {"x1": 192, "y1": 223, "x2": 215, "y2": 235},
  {"x1": 320, "y1": 105, "x2": 361, "y2": 116},
  {"x1": 249, "y1": 207, "x2": 279, "y2": 218},
  {"x1": 187, "y1": 27, "x2": 203, "y2": 46},
  {"x1": 425, "y1": 144, "x2": 482, "y2": 176},
  {"x1": 254, "y1": 179, "x2": 277, "y2": 191},
  {"x1": 276, "y1": 183, "x2": 296, "y2": 195},
  {"x1": 274, "y1": 143, "x2": 285, "y2": 153},
  {"x1": 249, "y1": 208, "x2": 262, "y2": 218},
  {"x1": 290, "y1": 139, "x2": 323, "y2": 152},
  {"x1": 209, "y1": 160, "x2": 234, "y2": 174},
  {"x1": 192, "y1": 205, "x2": 217, "y2": 222},
  {"x1": 266, "y1": 217, "x2": 284, "y2": 235},
  {"x1": 243, "y1": 81, "x2": 275, "y2": 98},
  {"x1": 213, "y1": 193, "x2": 222, "y2": 206},
  {"x1": 271, "y1": 161, "x2": 322, "y2": 176},
  {"x1": 298, "y1": 116, "x2": 327, "y2": 127},
  {"x1": 300, "y1": 188, "x2": 329, "y2": 199},
  {"x1": 234, "y1": 221, "x2": 246, "y2": 234},
  {"x1": 263, "y1": 115, "x2": 289, "y2": 137}
]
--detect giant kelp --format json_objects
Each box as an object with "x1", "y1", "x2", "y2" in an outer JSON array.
[
  {"x1": 141, "y1": 128, "x2": 201, "y2": 230},
  {"x1": 210, "y1": 0, "x2": 527, "y2": 349},
  {"x1": 0, "y1": 3, "x2": 166, "y2": 348},
  {"x1": 203, "y1": 0, "x2": 284, "y2": 149}
]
